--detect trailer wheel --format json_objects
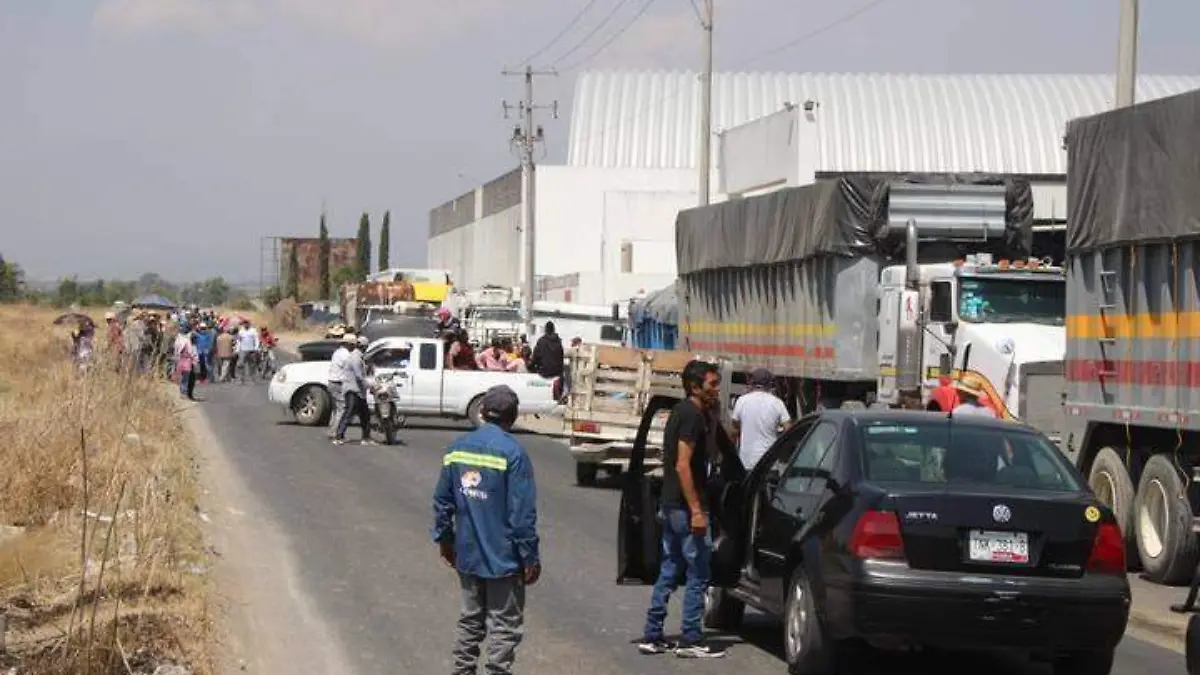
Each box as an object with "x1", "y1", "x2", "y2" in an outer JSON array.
[
  {"x1": 1088, "y1": 447, "x2": 1139, "y2": 564},
  {"x1": 1134, "y1": 454, "x2": 1199, "y2": 585}
]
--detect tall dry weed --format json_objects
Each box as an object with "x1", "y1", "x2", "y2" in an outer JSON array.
[{"x1": 0, "y1": 305, "x2": 212, "y2": 674}]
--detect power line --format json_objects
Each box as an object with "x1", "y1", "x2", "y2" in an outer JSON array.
[
  {"x1": 514, "y1": 0, "x2": 606, "y2": 68},
  {"x1": 733, "y1": 0, "x2": 891, "y2": 69},
  {"x1": 565, "y1": 0, "x2": 892, "y2": 157},
  {"x1": 549, "y1": 0, "x2": 635, "y2": 67},
  {"x1": 558, "y1": 0, "x2": 659, "y2": 72}
]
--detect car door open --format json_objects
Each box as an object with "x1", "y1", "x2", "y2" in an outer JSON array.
[{"x1": 616, "y1": 394, "x2": 680, "y2": 585}]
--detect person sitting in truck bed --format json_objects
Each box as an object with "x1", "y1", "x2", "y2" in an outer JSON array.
[
  {"x1": 448, "y1": 330, "x2": 478, "y2": 370},
  {"x1": 477, "y1": 339, "x2": 512, "y2": 371}
]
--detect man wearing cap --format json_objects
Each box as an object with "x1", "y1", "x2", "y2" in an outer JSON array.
[
  {"x1": 432, "y1": 385, "x2": 540, "y2": 675},
  {"x1": 326, "y1": 333, "x2": 354, "y2": 439},
  {"x1": 332, "y1": 335, "x2": 373, "y2": 445},
  {"x1": 731, "y1": 367, "x2": 792, "y2": 470}
]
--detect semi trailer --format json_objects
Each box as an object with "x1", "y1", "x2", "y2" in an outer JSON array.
[
  {"x1": 1060, "y1": 88, "x2": 1200, "y2": 584},
  {"x1": 675, "y1": 174, "x2": 1067, "y2": 436}
]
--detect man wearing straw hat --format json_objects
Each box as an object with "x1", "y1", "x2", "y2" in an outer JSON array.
[{"x1": 951, "y1": 380, "x2": 997, "y2": 417}]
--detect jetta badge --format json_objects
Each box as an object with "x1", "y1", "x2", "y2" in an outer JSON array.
[{"x1": 992, "y1": 504, "x2": 1012, "y2": 523}]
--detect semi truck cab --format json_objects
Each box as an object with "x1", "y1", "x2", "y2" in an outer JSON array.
[{"x1": 877, "y1": 253, "x2": 1067, "y2": 439}]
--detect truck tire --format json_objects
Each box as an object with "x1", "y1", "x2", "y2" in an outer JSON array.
[
  {"x1": 466, "y1": 395, "x2": 485, "y2": 428},
  {"x1": 292, "y1": 385, "x2": 330, "y2": 426},
  {"x1": 1135, "y1": 455, "x2": 1199, "y2": 585},
  {"x1": 1088, "y1": 447, "x2": 1139, "y2": 563},
  {"x1": 576, "y1": 462, "x2": 599, "y2": 487}
]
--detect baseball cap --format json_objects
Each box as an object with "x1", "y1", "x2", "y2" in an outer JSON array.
[
  {"x1": 480, "y1": 385, "x2": 519, "y2": 421},
  {"x1": 749, "y1": 367, "x2": 773, "y2": 388}
]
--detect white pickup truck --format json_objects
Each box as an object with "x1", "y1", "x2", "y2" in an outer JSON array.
[{"x1": 268, "y1": 337, "x2": 561, "y2": 427}]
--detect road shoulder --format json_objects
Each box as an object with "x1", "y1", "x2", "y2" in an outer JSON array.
[
  {"x1": 1126, "y1": 574, "x2": 1188, "y2": 654},
  {"x1": 181, "y1": 400, "x2": 355, "y2": 675}
]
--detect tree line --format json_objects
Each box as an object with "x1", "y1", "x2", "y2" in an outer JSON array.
[
  {"x1": 278, "y1": 209, "x2": 391, "y2": 305},
  {"x1": 0, "y1": 257, "x2": 252, "y2": 310}
]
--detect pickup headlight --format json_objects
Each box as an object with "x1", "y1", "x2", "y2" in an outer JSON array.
[{"x1": 274, "y1": 371, "x2": 287, "y2": 383}]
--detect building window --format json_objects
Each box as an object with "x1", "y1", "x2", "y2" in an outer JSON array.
[{"x1": 620, "y1": 242, "x2": 633, "y2": 273}]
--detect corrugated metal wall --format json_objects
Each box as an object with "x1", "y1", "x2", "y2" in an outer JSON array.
[{"x1": 1066, "y1": 241, "x2": 1200, "y2": 430}]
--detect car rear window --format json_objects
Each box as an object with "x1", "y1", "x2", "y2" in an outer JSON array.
[{"x1": 858, "y1": 419, "x2": 1082, "y2": 492}]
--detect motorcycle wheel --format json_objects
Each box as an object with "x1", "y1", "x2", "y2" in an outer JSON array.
[{"x1": 382, "y1": 418, "x2": 396, "y2": 446}]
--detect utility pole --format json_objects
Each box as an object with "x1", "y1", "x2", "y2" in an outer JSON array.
[
  {"x1": 697, "y1": 0, "x2": 714, "y2": 206},
  {"x1": 502, "y1": 66, "x2": 558, "y2": 337},
  {"x1": 1115, "y1": 0, "x2": 1139, "y2": 108}
]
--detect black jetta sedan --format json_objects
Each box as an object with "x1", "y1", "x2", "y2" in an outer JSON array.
[{"x1": 617, "y1": 399, "x2": 1130, "y2": 675}]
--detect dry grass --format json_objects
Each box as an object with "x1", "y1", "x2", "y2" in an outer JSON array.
[{"x1": 0, "y1": 304, "x2": 213, "y2": 674}]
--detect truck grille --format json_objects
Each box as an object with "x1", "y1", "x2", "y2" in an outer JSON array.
[{"x1": 1019, "y1": 362, "x2": 1065, "y2": 441}]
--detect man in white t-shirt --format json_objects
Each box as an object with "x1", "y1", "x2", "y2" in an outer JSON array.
[{"x1": 731, "y1": 368, "x2": 792, "y2": 470}]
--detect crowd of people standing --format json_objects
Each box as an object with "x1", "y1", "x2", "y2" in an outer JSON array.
[{"x1": 69, "y1": 305, "x2": 278, "y2": 400}]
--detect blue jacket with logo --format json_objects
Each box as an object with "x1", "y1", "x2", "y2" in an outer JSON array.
[{"x1": 431, "y1": 423, "x2": 540, "y2": 579}]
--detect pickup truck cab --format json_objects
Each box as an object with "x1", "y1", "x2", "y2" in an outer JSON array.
[{"x1": 268, "y1": 337, "x2": 560, "y2": 426}]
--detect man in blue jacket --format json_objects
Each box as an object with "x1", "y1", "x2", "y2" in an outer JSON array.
[{"x1": 432, "y1": 385, "x2": 541, "y2": 675}]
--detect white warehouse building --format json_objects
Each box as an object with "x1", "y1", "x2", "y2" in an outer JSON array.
[{"x1": 428, "y1": 70, "x2": 1200, "y2": 305}]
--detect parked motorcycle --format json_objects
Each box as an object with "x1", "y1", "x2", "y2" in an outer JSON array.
[{"x1": 367, "y1": 371, "x2": 406, "y2": 445}]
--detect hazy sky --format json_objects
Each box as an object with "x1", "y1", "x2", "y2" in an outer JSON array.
[{"x1": 2, "y1": 0, "x2": 1198, "y2": 283}]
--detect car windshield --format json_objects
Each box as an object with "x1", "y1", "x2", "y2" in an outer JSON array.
[
  {"x1": 858, "y1": 419, "x2": 1081, "y2": 492},
  {"x1": 958, "y1": 276, "x2": 1064, "y2": 325}
]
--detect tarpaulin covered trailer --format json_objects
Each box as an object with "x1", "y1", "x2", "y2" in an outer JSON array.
[
  {"x1": 1062, "y1": 88, "x2": 1200, "y2": 586},
  {"x1": 675, "y1": 173, "x2": 1034, "y2": 382}
]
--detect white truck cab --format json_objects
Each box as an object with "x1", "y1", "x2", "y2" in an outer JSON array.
[
  {"x1": 268, "y1": 337, "x2": 560, "y2": 427},
  {"x1": 876, "y1": 253, "x2": 1066, "y2": 439}
]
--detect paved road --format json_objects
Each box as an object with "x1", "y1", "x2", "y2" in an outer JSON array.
[{"x1": 196, "y1": 380, "x2": 1184, "y2": 675}]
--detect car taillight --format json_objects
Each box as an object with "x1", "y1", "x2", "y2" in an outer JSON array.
[
  {"x1": 849, "y1": 510, "x2": 905, "y2": 560},
  {"x1": 1086, "y1": 522, "x2": 1125, "y2": 574}
]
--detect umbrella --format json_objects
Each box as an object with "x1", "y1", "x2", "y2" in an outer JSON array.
[
  {"x1": 52, "y1": 312, "x2": 94, "y2": 327},
  {"x1": 132, "y1": 294, "x2": 177, "y2": 310}
]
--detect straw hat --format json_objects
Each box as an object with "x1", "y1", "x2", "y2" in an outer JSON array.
[{"x1": 954, "y1": 380, "x2": 985, "y2": 398}]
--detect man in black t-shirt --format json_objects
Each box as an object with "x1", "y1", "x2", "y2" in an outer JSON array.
[{"x1": 638, "y1": 359, "x2": 726, "y2": 659}]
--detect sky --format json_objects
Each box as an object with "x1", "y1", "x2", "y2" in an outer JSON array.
[{"x1": 1, "y1": 0, "x2": 1199, "y2": 284}]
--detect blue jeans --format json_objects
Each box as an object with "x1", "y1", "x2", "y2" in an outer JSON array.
[{"x1": 642, "y1": 507, "x2": 711, "y2": 643}]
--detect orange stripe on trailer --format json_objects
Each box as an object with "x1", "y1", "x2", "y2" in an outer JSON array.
[
  {"x1": 1067, "y1": 311, "x2": 1200, "y2": 340},
  {"x1": 683, "y1": 321, "x2": 838, "y2": 338},
  {"x1": 686, "y1": 340, "x2": 837, "y2": 360}
]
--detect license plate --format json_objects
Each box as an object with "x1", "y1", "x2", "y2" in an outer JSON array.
[{"x1": 967, "y1": 530, "x2": 1030, "y2": 564}]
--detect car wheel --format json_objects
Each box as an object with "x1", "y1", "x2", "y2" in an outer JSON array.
[
  {"x1": 702, "y1": 586, "x2": 744, "y2": 631},
  {"x1": 1135, "y1": 454, "x2": 1200, "y2": 584},
  {"x1": 1187, "y1": 614, "x2": 1200, "y2": 675},
  {"x1": 1088, "y1": 447, "x2": 1139, "y2": 565},
  {"x1": 576, "y1": 462, "x2": 599, "y2": 487},
  {"x1": 466, "y1": 395, "x2": 485, "y2": 428},
  {"x1": 1052, "y1": 649, "x2": 1114, "y2": 675},
  {"x1": 784, "y1": 568, "x2": 834, "y2": 675},
  {"x1": 292, "y1": 386, "x2": 330, "y2": 426}
]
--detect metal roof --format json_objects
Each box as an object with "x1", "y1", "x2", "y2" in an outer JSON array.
[{"x1": 566, "y1": 71, "x2": 1200, "y2": 175}]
